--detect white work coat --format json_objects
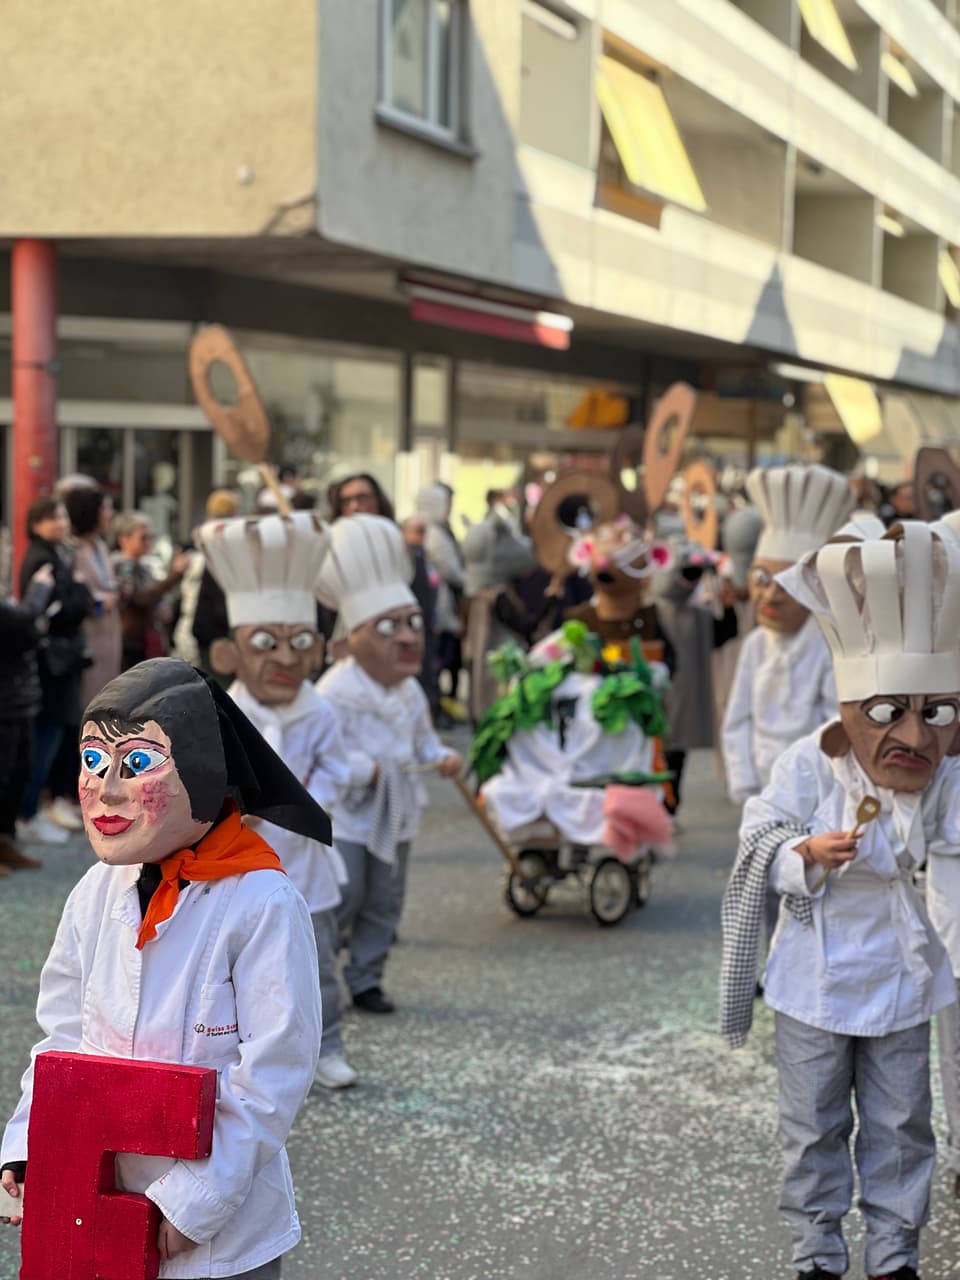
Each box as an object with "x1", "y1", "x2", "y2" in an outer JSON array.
[
  {"x1": 746, "y1": 729, "x2": 955, "y2": 1037},
  {"x1": 722, "y1": 618, "x2": 837, "y2": 804},
  {"x1": 1, "y1": 860, "x2": 321, "y2": 1279},
  {"x1": 315, "y1": 658, "x2": 448, "y2": 847},
  {"x1": 229, "y1": 681, "x2": 350, "y2": 913}
]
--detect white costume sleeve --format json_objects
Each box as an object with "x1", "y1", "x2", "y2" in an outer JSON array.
[
  {"x1": 742, "y1": 742, "x2": 827, "y2": 900},
  {"x1": 815, "y1": 655, "x2": 840, "y2": 726},
  {"x1": 925, "y1": 761, "x2": 960, "y2": 976},
  {"x1": 412, "y1": 681, "x2": 449, "y2": 766},
  {"x1": 304, "y1": 699, "x2": 354, "y2": 812},
  {"x1": 145, "y1": 880, "x2": 321, "y2": 1243},
  {"x1": 0, "y1": 887, "x2": 85, "y2": 1165},
  {"x1": 721, "y1": 634, "x2": 761, "y2": 804}
]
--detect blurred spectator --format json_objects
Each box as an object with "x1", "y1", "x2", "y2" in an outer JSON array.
[
  {"x1": 112, "y1": 510, "x2": 190, "y2": 670},
  {"x1": 327, "y1": 472, "x2": 394, "y2": 521},
  {"x1": 63, "y1": 485, "x2": 121, "y2": 706},
  {"x1": 415, "y1": 483, "x2": 466, "y2": 722},
  {"x1": 0, "y1": 563, "x2": 55, "y2": 869},
  {"x1": 178, "y1": 489, "x2": 239, "y2": 670},
  {"x1": 17, "y1": 498, "x2": 93, "y2": 845}
]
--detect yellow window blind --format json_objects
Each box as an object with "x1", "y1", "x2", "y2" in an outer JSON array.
[
  {"x1": 596, "y1": 54, "x2": 707, "y2": 214},
  {"x1": 824, "y1": 374, "x2": 883, "y2": 446},
  {"x1": 798, "y1": 0, "x2": 859, "y2": 72},
  {"x1": 940, "y1": 250, "x2": 960, "y2": 309},
  {"x1": 881, "y1": 49, "x2": 919, "y2": 98}
]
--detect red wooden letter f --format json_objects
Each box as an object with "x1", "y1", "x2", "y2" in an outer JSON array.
[{"x1": 20, "y1": 1051, "x2": 216, "y2": 1280}]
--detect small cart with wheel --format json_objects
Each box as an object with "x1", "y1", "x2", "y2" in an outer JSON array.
[{"x1": 468, "y1": 625, "x2": 675, "y2": 927}]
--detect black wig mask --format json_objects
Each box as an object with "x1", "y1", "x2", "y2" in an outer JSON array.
[{"x1": 82, "y1": 658, "x2": 332, "y2": 845}]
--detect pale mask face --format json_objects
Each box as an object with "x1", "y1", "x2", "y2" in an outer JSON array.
[
  {"x1": 349, "y1": 606, "x2": 425, "y2": 687},
  {"x1": 79, "y1": 719, "x2": 213, "y2": 865},
  {"x1": 749, "y1": 558, "x2": 809, "y2": 634},
  {"x1": 839, "y1": 694, "x2": 960, "y2": 792},
  {"x1": 229, "y1": 623, "x2": 322, "y2": 705}
]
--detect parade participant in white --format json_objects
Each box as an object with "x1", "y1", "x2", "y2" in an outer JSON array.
[
  {"x1": 0, "y1": 659, "x2": 325, "y2": 1279},
  {"x1": 721, "y1": 521, "x2": 960, "y2": 1280},
  {"x1": 316, "y1": 515, "x2": 462, "y2": 1015},
  {"x1": 721, "y1": 465, "x2": 856, "y2": 804},
  {"x1": 197, "y1": 511, "x2": 359, "y2": 1090}
]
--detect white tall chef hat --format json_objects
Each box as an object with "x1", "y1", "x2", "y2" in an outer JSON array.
[
  {"x1": 197, "y1": 512, "x2": 330, "y2": 629},
  {"x1": 747, "y1": 464, "x2": 855, "y2": 563},
  {"x1": 316, "y1": 514, "x2": 416, "y2": 633},
  {"x1": 779, "y1": 520, "x2": 960, "y2": 700}
]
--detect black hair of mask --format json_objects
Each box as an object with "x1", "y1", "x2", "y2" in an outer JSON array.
[{"x1": 83, "y1": 658, "x2": 332, "y2": 845}]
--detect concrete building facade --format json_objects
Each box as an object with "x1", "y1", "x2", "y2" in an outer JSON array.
[{"x1": 3, "y1": 0, "x2": 960, "y2": 534}]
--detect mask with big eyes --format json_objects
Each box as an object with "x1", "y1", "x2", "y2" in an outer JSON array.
[
  {"x1": 349, "y1": 607, "x2": 425, "y2": 687},
  {"x1": 78, "y1": 719, "x2": 214, "y2": 865},
  {"x1": 838, "y1": 694, "x2": 960, "y2": 793},
  {"x1": 210, "y1": 623, "x2": 324, "y2": 705}
]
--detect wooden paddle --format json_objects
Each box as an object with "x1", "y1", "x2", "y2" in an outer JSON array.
[{"x1": 188, "y1": 325, "x2": 292, "y2": 515}]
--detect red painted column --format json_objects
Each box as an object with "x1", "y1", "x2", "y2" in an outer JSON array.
[{"x1": 11, "y1": 239, "x2": 58, "y2": 590}]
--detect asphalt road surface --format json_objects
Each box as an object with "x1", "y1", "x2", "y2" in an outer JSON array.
[{"x1": 2, "y1": 750, "x2": 959, "y2": 1279}]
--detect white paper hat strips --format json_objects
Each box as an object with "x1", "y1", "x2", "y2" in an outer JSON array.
[
  {"x1": 197, "y1": 512, "x2": 330, "y2": 628},
  {"x1": 316, "y1": 514, "x2": 416, "y2": 633},
  {"x1": 780, "y1": 521, "x2": 960, "y2": 700},
  {"x1": 747, "y1": 464, "x2": 855, "y2": 563}
]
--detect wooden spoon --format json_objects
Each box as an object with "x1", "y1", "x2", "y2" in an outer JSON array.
[{"x1": 810, "y1": 795, "x2": 881, "y2": 893}]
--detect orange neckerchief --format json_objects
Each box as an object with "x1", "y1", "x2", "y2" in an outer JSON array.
[{"x1": 136, "y1": 808, "x2": 284, "y2": 950}]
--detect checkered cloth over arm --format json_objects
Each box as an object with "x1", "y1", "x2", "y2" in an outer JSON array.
[{"x1": 720, "y1": 820, "x2": 812, "y2": 1048}]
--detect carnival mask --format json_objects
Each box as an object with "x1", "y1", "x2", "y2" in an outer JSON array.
[
  {"x1": 349, "y1": 605, "x2": 425, "y2": 688},
  {"x1": 835, "y1": 694, "x2": 960, "y2": 792},
  {"x1": 749, "y1": 558, "x2": 809, "y2": 634},
  {"x1": 211, "y1": 623, "x2": 324, "y2": 705}
]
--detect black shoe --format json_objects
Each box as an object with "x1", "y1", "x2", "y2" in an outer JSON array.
[
  {"x1": 867, "y1": 1269, "x2": 919, "y2": 1280},
  {"x1": 796, "y1": 1270, "x2": 841, "y2": 1279},
  {"x1": 352, "y1": 987, "x2": 395, "y2": 1014}
]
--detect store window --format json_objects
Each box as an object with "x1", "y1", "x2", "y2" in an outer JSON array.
[{"x1": 380, "y1": 0, "x2": 466, "y2": 140}]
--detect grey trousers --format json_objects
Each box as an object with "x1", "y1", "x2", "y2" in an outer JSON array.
[
  {"x1": 312, "y1": 907, "x2": 344, "y2": 1058},
  {"x1": 935, "y1": 978, "x2": 960, "y2": 1173},
  {"x1": 774, "y1": 1012, "x2": 933, "y2": 1278},
  {"x1": 336, "y1": 839, "x2": 410, "y2": 997}
]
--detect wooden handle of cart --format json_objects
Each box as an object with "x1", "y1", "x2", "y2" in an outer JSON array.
[{"x1": 452, "y1": 775, "x2": 527, "y2": 879}]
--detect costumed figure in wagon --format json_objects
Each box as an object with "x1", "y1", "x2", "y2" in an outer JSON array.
[
  {"x1": 0, "y1": 658, "x2": 326, "y2": 1279},
  {"x1": 469, "y1": 620, "x2": 674, "y2": 926},
  {"x1": 720, "y1": 520, "x2": 960, "y2": 1280}
]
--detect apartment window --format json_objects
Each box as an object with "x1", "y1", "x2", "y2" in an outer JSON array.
[{"x1": 380, "y1": 0, "x2": 465, "y2": 140}]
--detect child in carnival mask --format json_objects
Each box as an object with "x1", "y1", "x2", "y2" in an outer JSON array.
[
  {"x1": 1, "y1": 658, "x2": 326, "y2": 1278},
  {"x1": 721, "y1": 522, "x2": 960, "y2": 1280},
  {"x1": 197, "y1": 511, "x2": 360, "y2": 1090},
  {"x1": 316, "y1": 515, "x2": 462, "y2": 1015}
]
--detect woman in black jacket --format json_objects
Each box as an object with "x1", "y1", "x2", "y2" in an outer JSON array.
[{"x1": 17, "y1": 498, "x2": 92, "y2": 843}]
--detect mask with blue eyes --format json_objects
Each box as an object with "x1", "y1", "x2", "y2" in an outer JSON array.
[{"x1": 81, "y1": 745, "x2": 170, "y2": 780}]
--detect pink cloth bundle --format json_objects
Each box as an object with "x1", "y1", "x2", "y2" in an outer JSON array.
[{"x1": 602, "y1": 786, "x2": 676, "y2": 862}]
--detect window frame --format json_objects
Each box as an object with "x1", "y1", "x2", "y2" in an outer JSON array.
[{"x1": 379, "y1": 0, "x2": 468, "y2": 146}]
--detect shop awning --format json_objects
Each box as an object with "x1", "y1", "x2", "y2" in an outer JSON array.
[
  {"x1": 596, "y1": 54, "x2": 707, "y2": 213},
  {"x1": 798, "y1": 0, "x2": 858, "y2": 71}
]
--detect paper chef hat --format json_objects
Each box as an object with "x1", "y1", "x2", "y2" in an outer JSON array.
[
  {"x1": 197, "y1": 512, "x2": 330, "y2": 629},
  {"x1": 746, "y1": 464, "x2": 855, "y2": 564},
  {"x1": 779, "y1": 520, "x2": 960, "y2": 700},
  {"x1": 315, "y1": 514, "x2": 416, "y2": 633}
]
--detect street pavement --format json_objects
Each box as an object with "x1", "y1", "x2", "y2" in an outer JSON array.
[{"x1": 2, "y1": 749, "x2": 960, "y2": 1279}]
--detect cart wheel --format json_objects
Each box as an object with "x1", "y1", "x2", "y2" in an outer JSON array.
[
  {"x1": 589, "y1": 858, "x2": 633, "y2": 926},
  {"x1": 505, "y1": 852, "x2": 551, "y2": 918},
  {"x1": 633, "y1": 852, "x2": 653, "y2": 908}
]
